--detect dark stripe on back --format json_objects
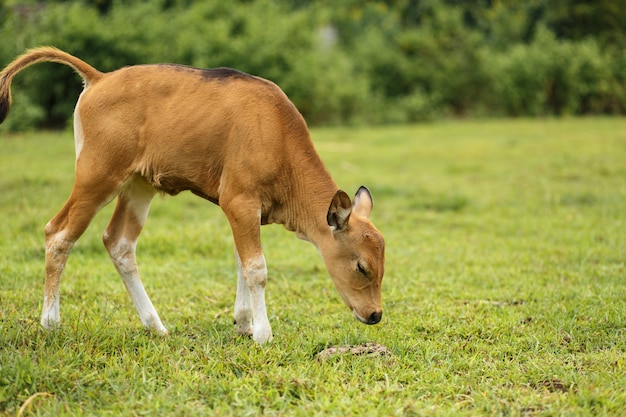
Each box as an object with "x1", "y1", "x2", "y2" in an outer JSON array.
[{"x1": 154, "y1": 64, "x2": 256, "y2": 82}]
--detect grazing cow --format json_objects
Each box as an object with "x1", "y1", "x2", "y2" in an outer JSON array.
[{"x1": 0, "y1": 47, "x2": 385, "y2": 343}]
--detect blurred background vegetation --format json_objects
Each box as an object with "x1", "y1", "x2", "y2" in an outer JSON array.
[{"x1": 1, "y1": 0, "x2": 625, "y2": 131}]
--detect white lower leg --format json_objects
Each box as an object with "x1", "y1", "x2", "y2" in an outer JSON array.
[
  {"x1": 108, "y1": 236, "x2": 167, "y2": 335},
  {"x1": 123, "y1": 274, "x2": 168, "y2": 335},
  {"x1": 234, "y1": 251, "x2": 253, "y2": 335},
  {"x1": 241, "y1": 254, "x2": 272, "y2": 344},
  {"x1": 41, "y1": 294, "x2": 60, "y2": 330},
  {"x1": 41, "y1": 228, "x2": 73, "y2": 330},
  {"x1": 249, "y1": 284, "x2": 272, "y2": 344}
]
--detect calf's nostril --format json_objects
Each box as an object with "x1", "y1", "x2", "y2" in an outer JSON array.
[{"x1": 367, "y1": 311, "x2": 382, "y2": 324}]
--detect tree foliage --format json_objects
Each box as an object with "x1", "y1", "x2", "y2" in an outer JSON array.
[{"x1": 1, "y1": 0, "x2": 625, "y2": 130}]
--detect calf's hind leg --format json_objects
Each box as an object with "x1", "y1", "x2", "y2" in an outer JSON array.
[
  {"x1": 102, "y1": 178, "x2": 167, "y2": 335},
  {"x1": 42, "y1": 176, "x2": 121, "y2": 330}
]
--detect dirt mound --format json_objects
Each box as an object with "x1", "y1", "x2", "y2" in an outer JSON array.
[{"x1": 316, "y1": 342, "x2": 392, "y2": 361}]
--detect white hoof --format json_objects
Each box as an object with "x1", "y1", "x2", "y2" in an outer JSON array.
[{"x1": 252, "y1": 323, "x2": 273, "y2": 344}]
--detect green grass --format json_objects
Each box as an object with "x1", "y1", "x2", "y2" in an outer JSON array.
[{"x1": 1, "y1": 118, "x2": 625, "y2": 416}]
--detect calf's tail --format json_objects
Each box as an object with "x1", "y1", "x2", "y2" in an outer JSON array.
[{"x1": 0, "y1": 47, "x2": 103, "y2": 124}]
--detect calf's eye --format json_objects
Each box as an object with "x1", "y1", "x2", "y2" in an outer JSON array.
[{"x1": 357, "y1": 262, "x2": 367, "y2": 276}]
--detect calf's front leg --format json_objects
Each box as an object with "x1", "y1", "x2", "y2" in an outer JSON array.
[
  {"x1": 236, "y1": 251, "x2": 272, "y2": 344},
  {"x1": 224, "y1": 198, "x2": 272, "y2": 344},
  {"x1": 234, "y1": 249, "x2": 253, "y2": 337}
]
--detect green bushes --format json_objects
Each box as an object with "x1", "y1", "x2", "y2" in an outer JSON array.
[
  {"x1": 0, "y1": 0, "x2": 624, "y2": 131},
  {"x1": 487, "y1": 28, "x2": 623, "y2": 116}
]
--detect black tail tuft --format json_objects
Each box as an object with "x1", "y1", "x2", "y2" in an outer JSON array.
[
  {"x1": 0, "y1": 100, "x2": 9, "y2": 125},
  {"x1": 0, "y1": 78, "x2": 10, "y2": 125}
]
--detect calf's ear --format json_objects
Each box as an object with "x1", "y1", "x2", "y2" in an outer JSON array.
[
  {"x1": 352, "y1": 186, "x2": 373, "y2": 218},
  {"x1": 327, "y1": 190, "x2": 352, "y2": 232}
]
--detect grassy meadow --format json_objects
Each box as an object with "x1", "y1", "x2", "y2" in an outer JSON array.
[{"x1": 0, "y1": 118, "x2": 625, "y2": 416}]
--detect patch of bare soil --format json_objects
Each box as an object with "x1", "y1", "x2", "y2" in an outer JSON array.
[{"x1": 315, "y1": 342, "x2": 392, "y2": 361}]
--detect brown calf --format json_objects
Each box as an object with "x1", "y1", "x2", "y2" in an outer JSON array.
[{"x1": 0, "y1": 47, "x2": 385, "y2": 343}]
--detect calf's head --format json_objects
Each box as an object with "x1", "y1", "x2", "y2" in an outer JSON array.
[{"x1": 322, "y1": 186, "x2": 385, "y2": 324}]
